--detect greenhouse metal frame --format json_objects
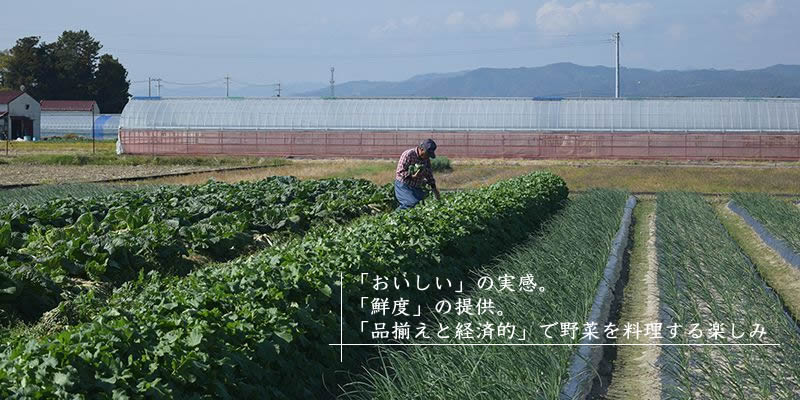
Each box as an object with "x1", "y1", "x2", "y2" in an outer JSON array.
[
  {"x1": 120, "y1": 97, "x2": 800, "y2": 133},
  {"x1": 118, "y1": 97, "x2": 800, "y2": 160}
]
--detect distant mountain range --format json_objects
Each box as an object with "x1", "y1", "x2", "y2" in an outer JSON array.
[{"x1": 298, "y1": 63, "x2": 800, "y2": 98}]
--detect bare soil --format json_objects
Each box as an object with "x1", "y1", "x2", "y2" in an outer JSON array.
[
  {"x1": 605, "y1": 201, "x2": 662, "y2": 400},
  {"x1": 0, "y1": 165, "x2": 219, "y2": 186}
]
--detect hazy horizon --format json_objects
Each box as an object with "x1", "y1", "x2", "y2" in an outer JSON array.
[{"x1": 2, "y1": 0, "x2": 798, "y2": 96}]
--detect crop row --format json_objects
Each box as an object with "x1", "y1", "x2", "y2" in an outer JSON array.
[
  {"x1": 655, "y1": 193, "x2": 800, "y2": 399},
  {"x1": 348, "y1": 189, "x2": 630, "y2": 400},
  {"x1": 731, "y1": 193, "x2": 800, "y2": 259},
  {"x1": 0, "y1": 183, "x2": 161, "y2": 207},
  {"x1": 0, "y1": 177, "x2": 393, "y2": 325},
  {"x1": 0, "y1": 171, "x2": 567, "y2": 399}
]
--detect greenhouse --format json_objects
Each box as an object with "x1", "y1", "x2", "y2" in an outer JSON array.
[
  {"x1": 119, "y1": 97, "x2": 800, "y2": 132},
  {"x1": 118, "y1": 97, "x2": 800, "y2": 160},
  {"x1": 41, "y1": 113, "x2": 120, "y2": 140}
]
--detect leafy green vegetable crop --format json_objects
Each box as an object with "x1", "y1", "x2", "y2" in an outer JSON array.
[
  {"x1": 0, "y1": 183, "x2": 162, "y2": 207},
  {"x1": 0, "y1": 177, "x2": 393, "y2": 325},
  {"x1": 409, "y1": 163, "x2": 424, "y2": 176},
  {"x1": 0, "y1": 171, "x2": 567, "y2": 399},
  {"x1": 347, "y1": 189, "x2": 630, "y2": 400},
  {"x1": 656, "y1": 193, "x2": 800, "y2": 399}
]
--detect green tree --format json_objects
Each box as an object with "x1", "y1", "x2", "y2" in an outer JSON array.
[
  {"x1": 49, "y1": 30, "x2": 101, "y2": 100},
  {"x1": 2, "y1": 31, "x2": 130, "y2": 107},
  {"x1": 94, "y1": 54, "x2": 130, "y2": 113},
  {"x1": 0, "y1": 49, "x2": 10, "y2": 87},
  {"x1": 1, "y1": 37, "x2": 48, "y2": 97}
]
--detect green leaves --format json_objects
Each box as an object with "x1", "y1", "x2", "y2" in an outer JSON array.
[
  {"x1": 53, "y1": 372, "x2": 71, "y2": 386},
  {"x1": 0, "y1": 271, "x2": 19, "y2": 300},
  {"x1": 0, "y1": 177, "x2": 393, "y2": 325},
  {"x1": 186, "y1": 327, "x2": 203, "y2": 347},
  {"x1": 0, "y1": 171, "x2": 568, "y2": 399},
  {"x1": 0, "y1": 222, "x2": 13, "y2": 252}
]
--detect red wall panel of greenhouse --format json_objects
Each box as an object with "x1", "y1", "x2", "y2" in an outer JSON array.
[{"x1": 119, "y1": 129, "x2": 800, "y2": 161}]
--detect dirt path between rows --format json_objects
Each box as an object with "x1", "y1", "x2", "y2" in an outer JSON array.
[{"x1": 606, "y1": 201, "x2": 662, "y2": 400}]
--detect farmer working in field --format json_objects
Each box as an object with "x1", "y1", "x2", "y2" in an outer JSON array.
[{"x1": 394, "y1": 138, "x2": 441, "y2": 210}]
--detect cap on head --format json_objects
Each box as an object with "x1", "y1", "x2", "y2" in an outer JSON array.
[{"x1": 420, "y1": 138, "x2": 437, "y2": 159}]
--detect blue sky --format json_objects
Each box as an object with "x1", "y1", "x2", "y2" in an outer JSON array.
[{"x1": 1, "y1": 0, "x2": 798, "y2": 95}]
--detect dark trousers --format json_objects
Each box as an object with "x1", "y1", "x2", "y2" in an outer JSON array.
[{"x1": 394, "y1": 180, "x2": 427, "y2": 210}]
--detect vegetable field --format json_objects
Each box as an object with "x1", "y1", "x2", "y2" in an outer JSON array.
[
  {"x1": 1, "y1": 171, "x2": 799, "y2": 399},
  {"x1": 656, "y1": 193, "x2": 800, "y2": 399},
  {"x1": 349, "y1": 189, "x2": 631, "y2": 399},
  {"x1": 1, "y1": 177, "x2": 393, "y2": 328}
]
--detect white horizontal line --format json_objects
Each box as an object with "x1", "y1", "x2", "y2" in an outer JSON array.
[{"x1": 328, "y1": 343, "x2": 779, "y2": 347}]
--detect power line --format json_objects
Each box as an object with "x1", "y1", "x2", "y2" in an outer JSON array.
[
  {"x1": 228, "y1": 78, "x2": 279, "y2": 87},
  {"x1": 161, "y1": 78, "x2": 224, "y2": 86},
  {"x1": 133, "y1": 77, "x2": 279, "y2": 88},
  {"x1": 228, "y1": 78, "x2": 283, "y2": 97}
]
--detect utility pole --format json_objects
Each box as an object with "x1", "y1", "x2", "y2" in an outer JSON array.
[
  {"x1": 274, "y1": 82, "x2": 281, "y2": 97},
  {"x1": 225, "y1": 75, "x2": 231, "y2": 97},
  {"x1": 613, "y1": 32, "x2": 621, "y2": 98},
  {"x1": 155, "y1": 78, "x2": 162, "y2": 97},
  {"x1": 91, "y1": 107, "x2": 95, "y2": 154},
  {"x1": 148, "y1": 77, "x2": 152, "y2": 97},
  {"x1": 330, "y1": 67, "x2": 335, "y2": 98},
  {"x1": 4, "y1": 114, "x2": 8, "y2": 156}
]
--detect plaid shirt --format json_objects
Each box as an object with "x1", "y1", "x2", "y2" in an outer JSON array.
[{"x1": 395, "y1": 147, "x2": 435, "y2": 188}]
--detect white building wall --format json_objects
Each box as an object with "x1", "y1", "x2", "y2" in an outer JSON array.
[
  {"x1": 0, "y1": 104, "x2": 7, "y2": 132},
  {"x1": 8, "y1": 93, "x2": 41, "y2": 139}
]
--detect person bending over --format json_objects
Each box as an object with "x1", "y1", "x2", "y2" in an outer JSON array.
[{"x1": 394, "y1": 138, "x2": 441, "y2": 210}]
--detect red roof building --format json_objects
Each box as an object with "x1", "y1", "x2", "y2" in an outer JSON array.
[
  {"x1": 40, "y1": 100, "x2": 99, "y2": 113},
  {"x1": 0, "y1": 90, "x2": 41, "y2": 140},
  {"x1": 0, "y1": 90, "x2": 24, "y2": 105}
]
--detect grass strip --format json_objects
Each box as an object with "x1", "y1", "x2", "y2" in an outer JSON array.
[
  {"x1": 655, "y1": 192, "x2": 800, "y2": 400},
  {"x1": 345, "y1": 189, "x2": 629, "y2": 400}
]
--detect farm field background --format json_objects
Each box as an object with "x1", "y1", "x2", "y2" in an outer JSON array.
[
  {"x1": 1, "y1": 144, "x2": 800, "y2": 398},
  {"x1": 5, "y1": 141, "x2": 800, "y2": 194}
]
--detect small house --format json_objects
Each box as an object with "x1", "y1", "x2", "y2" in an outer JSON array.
[{"x1": 0, "y1": 90, "x2": 41, "y2": 140}]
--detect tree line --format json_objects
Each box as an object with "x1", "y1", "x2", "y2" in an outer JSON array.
[{"x1": 0, "y1": 30, "x2": 130, "y2": 113}]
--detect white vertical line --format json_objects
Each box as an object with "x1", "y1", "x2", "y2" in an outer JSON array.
[{"x1": 340, "y1": 271, "x2": 344, "y2": 363}]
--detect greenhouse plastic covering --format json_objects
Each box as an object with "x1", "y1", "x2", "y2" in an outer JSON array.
[
  {"x1": 41, "y1": 113, "x2": 120, "y2": 139},
  {"x1": 120, "y1": 97, "x2": 800, "y2": 132}
]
